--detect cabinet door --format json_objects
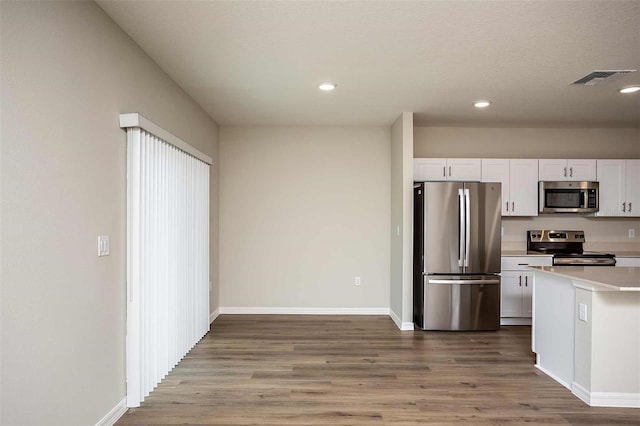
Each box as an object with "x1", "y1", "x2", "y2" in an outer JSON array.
[
  {"x1": 509, "y1": 159, "x2": 539, "y2": 216},
  {"x1": 414, "y1": 158, "x2": 446, "y2": 181},
  {"x1": 500, "y1": 271, "x2": 523, "y2": 317},
  {"x1": 481, "y1": 159, "x2": 510, "y2": 215},
  {"x1": 539, "y1": 159, "x2": 567, "y2": 181},
  {"x1": 596, "y1": 160, "x2": 625, "y2": 217},
  {"x1": 567, "y1": 159, "x2": 596, "y2": 181},
  {"x1": 447, "y1": 158, "x2": 481, "y2": 181},
  {"x1": 625, "y1": 160, "x2": 640, "y2": 217},
  {"x1": 522, "y1": 272, "x2": 533, "y2": 317}
]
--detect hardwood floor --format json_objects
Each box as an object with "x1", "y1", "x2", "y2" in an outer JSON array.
[{"x1": 117, "y1": 315, "x2": 639, "y2": 425}]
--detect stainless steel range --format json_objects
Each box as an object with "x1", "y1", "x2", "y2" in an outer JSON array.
[{"x1": 527, "y1": 230, "x2": 616, "y2": 266}]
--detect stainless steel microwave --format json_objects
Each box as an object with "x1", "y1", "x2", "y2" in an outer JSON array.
[{"x1": 539, "y1": 181, "x2": 599, "y2": 213}]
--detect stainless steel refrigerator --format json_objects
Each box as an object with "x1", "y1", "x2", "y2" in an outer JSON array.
[{"x1": 413, "y1": 182, "x2": 502, "y2": 331}]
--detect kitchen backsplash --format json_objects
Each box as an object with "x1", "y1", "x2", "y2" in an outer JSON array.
[{"x1": 502, "y1": 215, "x2": 640, "y2": 251}]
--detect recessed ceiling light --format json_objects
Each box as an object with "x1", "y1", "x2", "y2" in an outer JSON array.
[
  {"x1": 473, "y1": 100, "x2": 491, "y2": 108},
  {"x1": 318, "y1": 82, "x2": 337, "y2": 91},
  {"x1": 619, "y1": 86, "x2": 640, "y2": 94}
]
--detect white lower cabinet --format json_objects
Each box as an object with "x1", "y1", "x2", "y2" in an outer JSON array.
[
  {"x1": 501, "y1": 271, "x2": 533, "y2": 318},
  {"x1": 501, "y1": 256, "x2": 552, "y2": 325}
]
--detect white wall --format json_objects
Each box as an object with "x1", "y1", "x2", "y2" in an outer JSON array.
[
  {"x1": 390, "y1": 113, "x2": 414, "y2": 328},
  {"x1": 0, "y1": 2, "x2": 218, "y2": 424},
  {"x1": 219, "y1": 126, "x2": 390, "y2": 311}
]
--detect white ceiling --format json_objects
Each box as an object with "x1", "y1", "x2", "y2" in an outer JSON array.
[{"x1": 97, "y1": 0, "x2": 640, "y2": 127}]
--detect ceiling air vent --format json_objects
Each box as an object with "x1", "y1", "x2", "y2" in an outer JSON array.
[{"x1": 572, "y1": 70, "x2": 636, "y2": 86}]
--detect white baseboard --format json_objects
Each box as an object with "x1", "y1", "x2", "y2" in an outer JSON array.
[
  {"x1": 96, "y1": 397, "x2": 127, "y2": 426},
  {"x1": 389, "y1": 309, "x2": 414, "y2": 331},
  {"x1": 400, "y1": 322, "x2": 415, "y2": 330},
  {"x1": 209, "y1": 308, "x2": 220, "y2": 324},
  {"x1": 219, "y1": 307, "x2": 390, "y2": 315},
  {"x1": 500, "y1": 317, "x2": 531, "y2": 326},
  {"x1": 572, "y1": 382, "x2": 640, "y2": 408},
  {"x1": 535, "y1": 363, "x2": 571, "y2": 390},
  {"x1": 572, "y1": 382, "x2": 592, "y2": 405}
]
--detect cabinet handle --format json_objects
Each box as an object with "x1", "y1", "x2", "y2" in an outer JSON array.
[
  {"x1": 443, "y1": 166, "x2": 446, "y2": 177},
  {"x1": 629, "y1": 202, "x2": 632, "y2": 212},
  {"x1": 512, "y1": 201, "x2": 515, "y2": 212},
  {"x1": 448, "y1": 166, "x2": 452, "y2": 177},
  {"x1": 564, "y1": 167, "x2": 567, "y2": 177},
  {"x1": 623, "y1": 202, "x2": 626, "y2": 212},
  {"x1": 525, "y1": 276, "x2": 528, "y2": 287},
  {"x1": 569, "y1": 167, "x2": 573, "y2": 177},
  {"x1": 506, "y1": 201, "x2": 509, "y2": 212},
  {"x1": 519, "y1": 275, "x2": 522, "y2": 286}
]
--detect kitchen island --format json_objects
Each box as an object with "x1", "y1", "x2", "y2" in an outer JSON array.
[{"x1": 530, "y1": 266, "x2": 640, "y2": 408}]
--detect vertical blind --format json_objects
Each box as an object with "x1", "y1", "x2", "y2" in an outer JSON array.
[{"x1": 124, "y1": 121, "x2": 210, "y2": 408}]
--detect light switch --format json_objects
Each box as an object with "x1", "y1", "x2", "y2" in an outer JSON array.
[
  {"x1": 98, "y1": 235, "x2": 110, "y2": 257},
  {"x1": 579, "y1": 303, "x2": 588, "y2": 322}
]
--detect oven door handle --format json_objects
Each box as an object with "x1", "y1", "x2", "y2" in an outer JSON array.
[{"x1": 553, "y1": 257, "x2": 616, "y2": 266}]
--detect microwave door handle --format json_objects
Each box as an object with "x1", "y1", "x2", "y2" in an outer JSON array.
[
  {"x1": 584, "y1": 190, "x2": 589, "y2": 209},
  {"x1": 464, "y1": 188, "x2": 470, "y2": 268},
  {"x1": 458, "y1": 188, "x2": 464, "y2": 267}
]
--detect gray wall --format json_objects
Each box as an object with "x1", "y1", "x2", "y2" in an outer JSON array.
[
  {"x1": 219, "y1": 126, "x2": 390, "y2": 310},
  {"x1": 0, "y1": 2, "x2": 218, "y2": 424},
  {"x1": 414, "y1": 126, "x2": 640, "y2": 159}
]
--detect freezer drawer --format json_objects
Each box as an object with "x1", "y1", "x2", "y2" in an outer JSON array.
[{"x1": 414, "y1": 276, "x2": 501, "y2": 331}]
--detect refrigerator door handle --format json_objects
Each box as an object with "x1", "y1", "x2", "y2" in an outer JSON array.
[
  {"x1": 428, "y1": 279, "x2": 500, "y2": 285},
  {"x1": 458, "y1": 188, "x2": 465, "y2": 267},
  {"x1": 464, "y1": 188, "x2": 470, "y2": 268}
]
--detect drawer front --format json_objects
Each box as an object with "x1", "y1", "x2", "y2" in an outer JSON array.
[{"x1": 501, "y1": 256, "x2": 552, "y2": 270}]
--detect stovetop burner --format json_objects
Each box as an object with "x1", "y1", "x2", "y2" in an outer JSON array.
[{"x1": 527, "y1": 230, "x2": 616, "y2": 266}]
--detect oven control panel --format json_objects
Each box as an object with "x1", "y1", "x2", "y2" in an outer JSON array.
[{"x1": 528, "y1": 230, "x2": 585, "y2": 243}]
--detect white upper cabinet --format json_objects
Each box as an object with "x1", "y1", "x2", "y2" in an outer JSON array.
[
  {"x1": 539, "y1": 159, "x2": 596, "y2": 181},
  {"x1": 597, "y1": 159, "x2": 640, "y2": 217},
  {"x1": 596, "y1": 160, "x2": 625, "y2": 216},
  {"x1": 627, "y1": 160, "x2": 640, "y2": 216},
  {"x1": 510, "y1": 160, "x2": 539, "y2": 216},
  {"x1": 414, "y1": 158, "x2": 481, "y2": 181},
  {"x1": 414, "y1": 158, "x2": 447, "y2": 181},
  {"x1": 482, "y1": 159, "x2": 538, "y2": 216},
  {"x1": 447, "y1": 158, "x2": 482, "y2": 181}
]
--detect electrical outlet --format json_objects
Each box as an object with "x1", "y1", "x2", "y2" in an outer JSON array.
[
  {"x1": 629, "y1": 228, "x2": 636, "y2": 238},
  {"x1": 355, "y1": 276, "x2": 361, "y2": 286},
  {"x1": 579, "y1": 303, "x2": 588, "y2": 322}
]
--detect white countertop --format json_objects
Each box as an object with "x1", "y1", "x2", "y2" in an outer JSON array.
[
  {"x1": 530, "y1": 266, "x2": 640, "y2": 291},
  {"x1": 614, "y1": 251, "x2": 640, "y2": 258}
]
